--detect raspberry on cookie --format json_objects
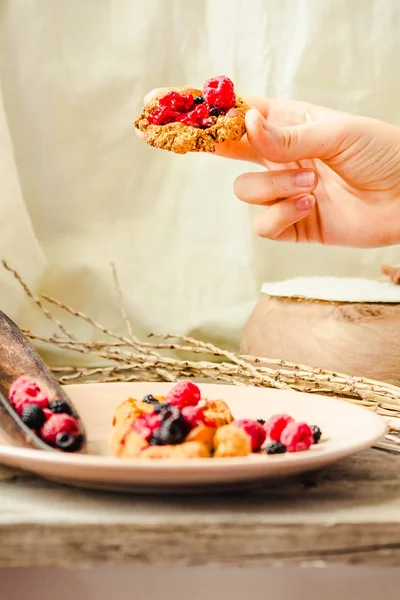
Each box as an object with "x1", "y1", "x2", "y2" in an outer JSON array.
[{"x1": 134, "y1": 76, "x2": 249, "y2": 154}]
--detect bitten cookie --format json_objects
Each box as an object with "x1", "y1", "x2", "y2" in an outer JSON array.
[{"x1": 134, "y1": 76, "x2": 249, "y2": 154}]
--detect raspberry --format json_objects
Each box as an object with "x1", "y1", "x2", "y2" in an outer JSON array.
[
  {"x1": 41, "y1": 413, "x2": 80, "y2": 446},
  {"x1": 21, "y1": 404, "x2": 46, "y2": 430},
  {"x1": 9, "y1": 376, "x2": 49, "y2": 416},
  {"x1": 311, "y1": 425, "x2": 322, "y2": 444},
  {"x1": 233, "y1": 419, "x2": 266, "y2": 452},
  {"x1": 280, "y1": 422, "x2": 314, "y2": 453},
  {"x1": 203, "y1": 76, "x2": 236, "y2": 110},
  {"x1": 264, "y1": 441, "x2": 287, "y2": 455},
  {"x1": 164, "y1": 381, "x2": 201, "y2": 409},
  {"x1": 147, "y1": 106, "x2": 181, "y2": 125},
  {"x1": 158, "y1": 91, "x2": 194, "y2": 112},
  {"x1": 180, "y1": 102, "x2": 214, "y2": 128},
  {"x1": 148, "y1": 91, "x2": 195, "y2": 125},
  {"x1": 181, "y1": 406, "x2": 217, "y2": 428},
  {"x1": 43, "y1": 408, "x2": 53, "y2": 421},
  {"x1": 48, "y1": 400, "x2": 73, "y2": 415},
  {"x1": 132, "y1": 412, "x2": 163, "y2": 441},
  {"x1": 264, "y1": 414, "x2": 294, "y2": 442}
]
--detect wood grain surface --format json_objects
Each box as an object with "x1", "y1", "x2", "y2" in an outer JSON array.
[{"x1": 0, "y1": 449, "x2": 398, "y2": 568}]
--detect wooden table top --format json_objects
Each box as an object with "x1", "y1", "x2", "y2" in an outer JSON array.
[{"x1": 0, "y1": 448, "x2": 399, "y2": 568}]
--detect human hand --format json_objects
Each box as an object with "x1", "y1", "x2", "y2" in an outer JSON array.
[
  {"x1": 232, "y1": 99, "x2": 400, "y2": 247},
  {"x1": 137, "y1": 90, "x2": 400, "y2": 247}
]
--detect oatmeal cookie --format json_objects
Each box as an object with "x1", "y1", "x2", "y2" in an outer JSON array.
[{"x1": 134, "y1": 76, "x2": 249, "y2": 154}]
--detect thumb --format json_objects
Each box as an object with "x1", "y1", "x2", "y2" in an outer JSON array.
[{"x1": 245, "y1": 108, "x2": 347, "y2": 163}]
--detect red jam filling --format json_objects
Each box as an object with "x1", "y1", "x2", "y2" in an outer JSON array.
[{"x1": 147, "y1": 76, "x2": 236, "y2": 128}]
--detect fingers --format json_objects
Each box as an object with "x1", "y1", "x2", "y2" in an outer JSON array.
[
  {"x1": 253, "y1": 194, "x2": 315, "y2": 241},
  {"x1": 234, "y1": 168, "x2": 317, "y2": 205},
  {"x1": 234, "y1": 164, "x2": 317, "y2": 241},
  {"x1": 245, "y1": 107, "x2": 349, "y2": 163}
]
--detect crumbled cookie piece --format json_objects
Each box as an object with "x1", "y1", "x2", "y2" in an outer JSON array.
[
  {"x1": 134, "y1": 78, "x2": 248, "y2": 154},
  {"x1": 110, "y1": 421, "x2": 149, "y2": 457},
  {"x1": 140, "y1": 441, "x2": 210, "y2": 459},
  {"x1": 113, "y1": 398, "x2": 143, "y2": 427},
  {"x1": 185, "y1": 424, "x2": 216, "y2": 451},
  {"x1": 382, "y1": 264, "x2": 400, "y2": 285},
  {"x1": 201, "y1": 399, "x2": 234, "y2": 428},
  {"x1": 121, "y1": 430, "x2": 149, "y2": 457},
  {"x1": 214, "y1": 424, "x2": 251, "y2": 457},
  {"x1": 111, "y1": 398, "x2": 157, "y2": 456}
]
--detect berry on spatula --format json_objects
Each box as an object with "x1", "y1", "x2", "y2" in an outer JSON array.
[
  {"x1": 21, "y1": 404, "x2": 46, "y2": 430},
  {"x1": 56, "y1": 432, "x2": 83, "y2": 452},
  {"x1": 9, "y1": 376, "x2": 49, "y2": 416},
  {"x1": 41, "y1": 413, "x2": 80, "y2": 446},
  {"x1": 48, "y1": 400, "x2": 73, "y2": 415}
]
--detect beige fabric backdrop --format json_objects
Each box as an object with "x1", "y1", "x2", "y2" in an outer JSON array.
[{"x1": 0, "y1": 0, "x2": 399, "y2": 364}]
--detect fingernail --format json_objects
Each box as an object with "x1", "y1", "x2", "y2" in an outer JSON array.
[
  {"x1": 294, "y1": 170, "x2": 315, "y2": 188},
  {"x1": 296, "y1": 195, "x2": 314, "y2": 211}
]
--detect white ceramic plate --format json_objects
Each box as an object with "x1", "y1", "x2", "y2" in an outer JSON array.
[{"x1": 0, "y1": 382, "x2": 387, "y2": 493}]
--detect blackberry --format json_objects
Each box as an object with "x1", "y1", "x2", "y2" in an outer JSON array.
[
  {"x1": 21, "y1": 404, "x2": 46, "y2": 429},
  {"x1": 257, "y1": 419, "x2": 266, "y2": 425},
  {"x1": 48, "y1": 400, "x2": 73, "y2": 415},
  {"x1": 209, "y1": 104, "x2": 222, "y2": 117},
  {"x1": 193, "y1": 95, "x2": 205, "y2": 104},
  {"x1": 311, "y1": 425, "x2": 322, "y2": 444},
  {"x1": 150, "y1": 419, "x2": 189, "y2": 446},
  {"x1": 55, "y1": 432, "x2": 83, "y2": 452},
  {"x1": 143, "y1": 394, "x2": 159, "y2": 405},
  {"x1": 265, "y1": 441, "x2": 287, "y2": 455},
  {"x1": 153, "y1": 403, "x2": 179, "y2": 417},
  {"x1": 150, "y1": 405, "x2": 191, "y2": 445}
]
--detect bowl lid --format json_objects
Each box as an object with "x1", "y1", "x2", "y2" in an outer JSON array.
[{"x1": 261, "y1": 276, "x2": 400, "y2": 303}]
